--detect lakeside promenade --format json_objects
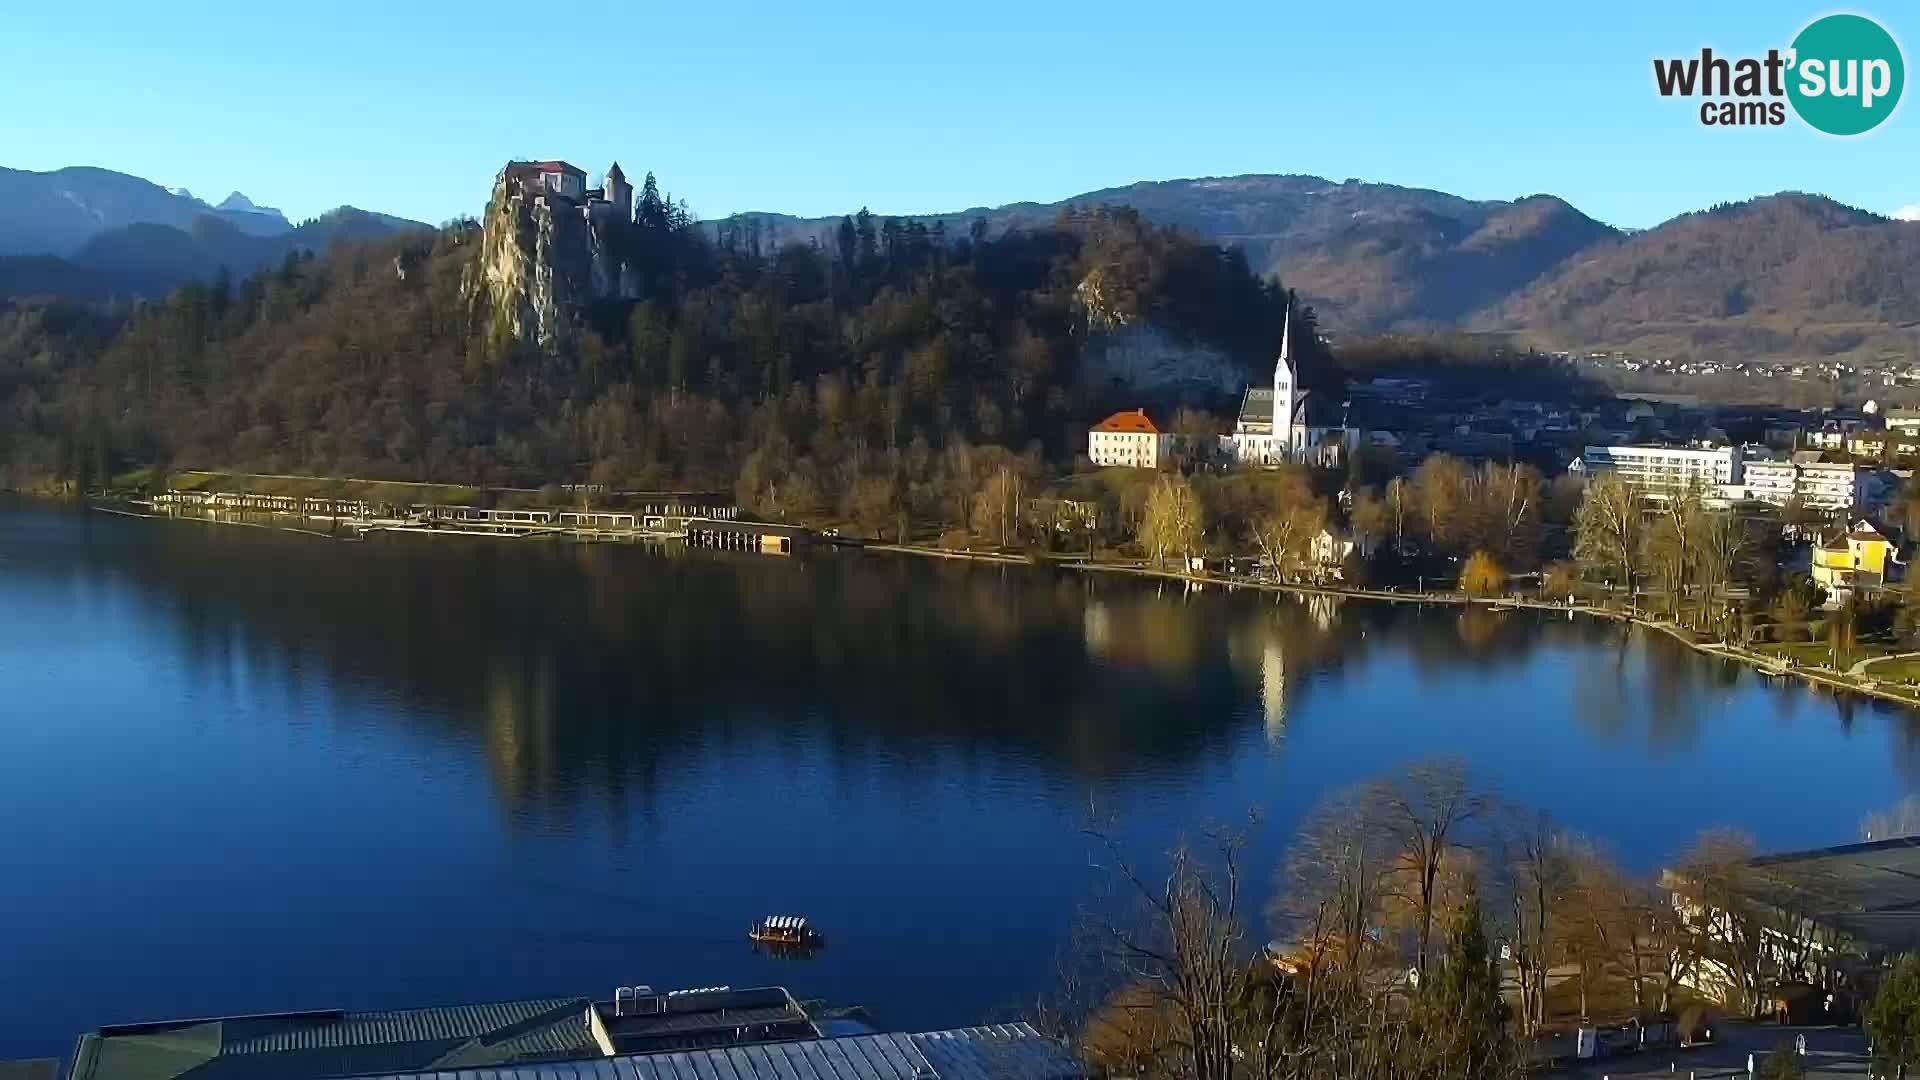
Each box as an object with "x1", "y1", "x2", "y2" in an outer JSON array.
[
  {"x1": 869, "y1": 542, "x2": 1920, "y2": 712},
  {"x1": 85, "y1": 499, "x2": 1920, "y2": 713}
]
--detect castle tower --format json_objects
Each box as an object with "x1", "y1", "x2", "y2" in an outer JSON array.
[
  {"x1": 1273, "y1": 300, "x2": 1296, "y2": 453},
  {"x1": 604, "y1": 162, "x2": 633, "y2": 222}
]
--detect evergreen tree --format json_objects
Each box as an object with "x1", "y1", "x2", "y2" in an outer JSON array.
[
  {"x1": 636, "y1": 172, "x2": 669, "y2": 234},
  {"x1": 209, "y1": 265, "x2": 232, "y2": 326},
  {"x1": 1868, "y1": 954, "x2": 1920, "y2": 1080},
  {"x1": 835, "y1": 215, "x2": 857, "y2": 273},
  {"x1": 1410, "y1": 886, "x2": 1511, "y2": 1080},
  {"x1": 854, "y1": 207, "x2": 877, "y2": 272}
]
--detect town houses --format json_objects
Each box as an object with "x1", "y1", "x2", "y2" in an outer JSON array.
[{"x1": 1078, "y1": 315, "x2": 1920, "y2": 594}]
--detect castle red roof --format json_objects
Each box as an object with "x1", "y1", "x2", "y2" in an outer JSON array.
[{"x1": 530, "y1": 160, "x2": 584, "y2": 177}]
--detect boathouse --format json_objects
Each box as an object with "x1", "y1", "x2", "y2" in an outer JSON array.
[{"x1": 686, "y1": 519, "x2": 810, "y2": 555}]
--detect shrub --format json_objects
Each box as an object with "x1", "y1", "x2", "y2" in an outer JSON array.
[
  {"x1": 1459, "y1": 550, "x2": 1507, "y2": 596},
  {"x1": 1542, "y1": 560, "x2": 1580, "y2": 598}
]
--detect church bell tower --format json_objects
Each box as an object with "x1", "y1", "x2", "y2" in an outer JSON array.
[{"x1": 1273, "y1": 301, "x2": 1296, "y2": 452}]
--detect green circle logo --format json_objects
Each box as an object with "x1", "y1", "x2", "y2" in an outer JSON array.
[{"x1": 1787, "y1": 13, "x2": 1905, "y2": 135}]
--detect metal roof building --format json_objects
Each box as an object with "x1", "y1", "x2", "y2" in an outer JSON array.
[
  {"x1": 64, "y1": 990, "x2": 1081, "y2": 1080},
  {"x1": 1746, "y1": 836, "x2": 1920, "y2": 954},
  {"x1": 67, "y1": 999, "x2": 603, "y2": 1080},
  {"x1": 360, "y1": 1024, "x2": 1080, "y2": 1080}
]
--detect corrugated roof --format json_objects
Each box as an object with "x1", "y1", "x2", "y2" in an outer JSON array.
[
  {"x1": 357, "y1": 1025, "x2": 1079, "y2": 1080},
  {"x1": 910, "y1": 1027, "x2": 1078, "y2": 1080},
  {"x1": 220, "y1": 1000, "x2": 587, "y2": 1055},
  {"x1": 72, "y1": 1000, "x2": 598, "y2": 1080}
]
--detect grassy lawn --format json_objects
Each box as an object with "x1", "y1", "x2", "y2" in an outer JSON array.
[
  {"x1": 1753, "y1": 641, "x2": 1840, "y2": 666},
  {"x1": 168, "y1": 471, "x2": 484, "y2": 506},
  {"x1": 110, "y1": 467, "x2": 156, "y2": 490},
  {"x1": 1863, "y1": 656, "x2": 1920, "y2": 683}
]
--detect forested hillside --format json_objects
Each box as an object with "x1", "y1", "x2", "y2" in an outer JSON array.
[
  {"x1": 713, "y1": 175, "x2": 1621, "y2": 332},
  {"x1": 716, "y1": 180, "x2": 1920, "y2": 364},
  {"x1": 1480, "y1": 194, "x2": 1920, "y2": 363},
  {"x1": 2, "y1": 185, "x2": 1302, "y2": 534}
]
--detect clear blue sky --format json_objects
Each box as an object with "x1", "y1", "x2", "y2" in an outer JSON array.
[{"x1": 4, "y1": 0, "x2": 1916, "y2": 228}]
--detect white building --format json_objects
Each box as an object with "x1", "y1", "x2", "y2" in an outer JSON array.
[
  {"x1": 1578, "y1": 444, "x2": 1743, "y2": 496},
  {"x1": 1886, "y1": 408, "x2": 1920, "y2": 435},
  {"x1": 1743, "y1": 459, "x2": 1863, "y2": 511},
  {"x1": 1309, "y1": 526, "x2": 1376, "y2": 580},
  {"x1": 1088, "y1": 409, "x2": 1172, "y2": 469},
  {"x1": 1221, "y1": 302, "x2": 1352, "y2": 468}
]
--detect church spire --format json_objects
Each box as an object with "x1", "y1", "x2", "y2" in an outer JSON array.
[
  {"x1": 1273, "y1": 296, "x2": 1296, "y2": 450},
  {"x1": 1279, "y1": 299, "x2": 1291, "y2": 372}
]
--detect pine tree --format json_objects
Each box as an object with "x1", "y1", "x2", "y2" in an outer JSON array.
[
  {"x1": 854, "y1": 208, "x2": 877, "y2": 272},
  {"x1": 835, "y1": 215, "x2": 857, "y2": 273},
  {"x1": 1868, "y1": 954, "x2": 1920, "y2": 1080},
  {"x1": 636, "y1": 172, "x2": 668, "y2": 234},
  {"x1": 1410, "y1": 886, "x2": 1512, "y2": 1079}
]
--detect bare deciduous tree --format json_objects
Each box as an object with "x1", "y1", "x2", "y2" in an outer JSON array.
[
  {"x1": 1492, "y1": 811, "x2": 1571, "y2": 1037},
  {"x1": 1083, "y1": 820, "x2": 1275, "y2": 1080},
  {"x1": 1694, "y1": 508, "x2": 1749, "y2": 638},
  {"x1": 1253, "y1": 500, "x2": 1327, "y2": 581},
  {"x1": 1376, "y1": 758, "x2": 1489, "y2": 975},
  {"x1": 1473, "y1": 462, "x2": 1545, "y2": 570},
  {"x1": 970, "y1": 463, "x2": 1025, "y2": 548},
  {"x1": 1140, "y1": 474, "x2": 1206, "y2": 569},
  {"x1": 1573, "y1": 473, "x2": 1643, "y2": 596},
  {"x1": 1863, "y1": 795, "x2": 1920, "y2": 841}
]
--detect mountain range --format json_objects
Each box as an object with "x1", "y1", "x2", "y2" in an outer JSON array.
[
  {"x1": 717, "y1": 176, "x2": 1621, "y2": 331},
  {"x1": 0, "y1": 165, "x2": 429, "y2": 299},
  {"x1": 715, "y1": 175, "x2": 1920, "y2": 364},
  {"x1": 4, "y1": 164, "x2": 1917, "y2": 365}
]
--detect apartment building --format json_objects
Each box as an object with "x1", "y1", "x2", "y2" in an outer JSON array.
[{"x1": 1578, "y1": 444, "x2": 1743, "y2": 495}]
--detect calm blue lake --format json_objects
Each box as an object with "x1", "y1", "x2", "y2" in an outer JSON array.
[{"x1": 2, "y1": 500, "x2": 1915, "y2": 1059}]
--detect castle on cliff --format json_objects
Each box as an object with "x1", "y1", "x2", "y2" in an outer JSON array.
[
  {"x1": 468, "y1": 158, "x2": 642, "y2": 351},
  {"x1": 498, "y1": 160, "x2": 633, "y2": 225}
]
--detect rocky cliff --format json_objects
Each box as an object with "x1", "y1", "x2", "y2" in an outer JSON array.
[
  {"x1": 1075, "y1": 267, "x2": 1246, "y2": 396},
  {"x1": 466, "y1": 171, "x2": 637, "y2": 352}
]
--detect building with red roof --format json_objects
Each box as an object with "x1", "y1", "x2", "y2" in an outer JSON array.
[
  {"x1": 1088, "y1": 409, "x2": 1174, "y2": 469},
  {"x1": 498, "y1": 160, "x2": 632, "y2": 222}
]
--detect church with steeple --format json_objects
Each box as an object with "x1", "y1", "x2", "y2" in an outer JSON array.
[{"x1": 1221, "y1": 299, "x2": 1354, "y2": 467}]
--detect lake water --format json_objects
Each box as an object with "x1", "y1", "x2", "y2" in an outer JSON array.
[{"x1": 3, "y1": 500, "x2": 1918, "y2": 1058}]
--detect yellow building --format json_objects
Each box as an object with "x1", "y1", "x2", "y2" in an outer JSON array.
[{"x1": 1812, "y1": 520, "x2": 1894, "y2": 593}]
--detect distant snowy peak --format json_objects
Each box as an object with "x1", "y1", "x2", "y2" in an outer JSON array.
[
  {"x1": 167, "y1": 186, "x2": 195, "y2": 201},
  {"x1": 217, "y1": 191, "x2": 278, "y2": 215}
]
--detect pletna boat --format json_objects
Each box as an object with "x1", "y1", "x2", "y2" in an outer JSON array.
[{"x1": 749, "y1": 915, "x2": 823, "y2": 947}]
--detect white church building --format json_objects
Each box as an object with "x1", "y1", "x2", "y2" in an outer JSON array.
[{"x1": 1220, "y1": 303, "x2": 1355, "y2": 468}]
